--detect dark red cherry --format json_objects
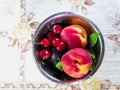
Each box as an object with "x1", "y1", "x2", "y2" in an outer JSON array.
[
  {"x1": 39, "y1": 49, "x2": 51, "y2": 60},
  {"x1": 52, "y1": 24, "x2": 62, "y2": 34},
  {"x1": 40, "y1": 38, "x2": 50, "y2": 47},
  {"x1": 56, "y1": 42, "x2": 65, "y2": 52},
  {"x1": 52, "y1": 37, "x2": 61, "y2": 47},
  {"x1": 47, "y1": 32, "x2": 54, "y2": 41}
]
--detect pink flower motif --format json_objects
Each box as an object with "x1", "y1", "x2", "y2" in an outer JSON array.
[
  {"x1": 69, "y1": 0, "x2": 95, "y2": 15},
  {"x1": 84, "y1": 0, "x2": 95, "y2": 6}
]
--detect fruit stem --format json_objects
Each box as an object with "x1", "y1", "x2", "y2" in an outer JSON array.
[
  {"x1": 47, "y1": 25, "x2": 52, "y2": 31},
  {"x1": 74, "y1": 60, "x2": 79, "y2": 64},
  {"x1": 31, "y1": 34, "x2": 41, "y2": 45}
]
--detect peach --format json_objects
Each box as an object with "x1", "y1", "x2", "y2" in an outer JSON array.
[
  {"x1": 61, "y1": 48, "x2": 92, "y2": 78},
  {"x1": 60, "y1": 25, "x2": 87, "y2": 49}
]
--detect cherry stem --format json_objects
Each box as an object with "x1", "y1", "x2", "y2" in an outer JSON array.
[
  {"x1": 47, "y1": 25, "x2": 52, "y2": 31},
  {"x1": 31, "y1": 34, "x2": 41, "y2": 45}
]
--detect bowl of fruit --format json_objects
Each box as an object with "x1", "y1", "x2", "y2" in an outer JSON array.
[{"x1": 32, "y1": 12, "x2": 105, "y2": 84}]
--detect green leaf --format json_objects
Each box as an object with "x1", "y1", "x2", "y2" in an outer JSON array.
[
  {"x1": 87, "y1": 48, "x2": 96, "y2": 71},
  {"x1": 55, "y1": 61, "x2": 63, "y2": 71},
  {"x1": 88, "y1": 48, "x2": 96, "y2": 59},
  {"x1": 90, "y1": 59, "x2": 96, "y2": 71},
  {"x1": 90, "y1": 52, "x2": 96, "y2": 59},
  {"x1": 89, "y1": 32, "x2": 99, "y2": 47},
  {"x1": 90, "y1": 64, "x2": 95, "y2": 71}
]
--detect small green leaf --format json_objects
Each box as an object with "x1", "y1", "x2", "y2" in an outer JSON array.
[
  {"x1": 90, "y1": 64, "x2": 94, "y2": 71},
  {"x1": 89, "y1": 32, "x2": 99, "y2": 47},
  {"x1": 90, "y1": 59, "x2": 96, "y2": 71},
  {"x1": 88, "y1": 48, "x2": 96, "y2": 59},
  {"x1": 55, "y1": 61, "x2": 63, "y2": 71},
  {"x1": 90, "y1": 53, "x2": 96, "y2": 59}
]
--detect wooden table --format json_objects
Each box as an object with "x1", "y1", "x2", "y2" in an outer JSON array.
[{"x1": 0, "y1": 0, "x2": 120, "y2": 89}]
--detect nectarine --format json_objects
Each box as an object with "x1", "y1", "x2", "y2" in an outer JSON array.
[
  {"x1": 60, "y1": 25, "x2": 87, "y2": 49},
  {"x1": 61, "y1": 48, "x2": 92, "y2": 78}
]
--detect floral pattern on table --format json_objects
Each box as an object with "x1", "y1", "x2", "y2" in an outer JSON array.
[
  {"x1": 107, "y1": 13, "x2": 120, "y2": 53},
  {"x1": 0, "y1": 0, "x2": 120, "y2": 90},
  {"x1": 70, "y1": 0, "x2": 95, "y2": 14}
]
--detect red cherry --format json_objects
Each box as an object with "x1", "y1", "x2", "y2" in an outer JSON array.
[
  {"x1": 47, "y1": 32, "x2": 54, "y2": 40},
  {"x1": 39, "y1": 49, "x2": 51, "y2": 60},
  {"x1": 52, "y1": 24, "x2": 62, "y2": 34},
  {"x1": 52, "y1": 37, "x2": 61, "y2": 47},
  {"x1": 40, "y1": 38, "x2": 50, "y2": 47},
  {"x1": 56, "y1": 42, "x2": 65, "y2": 52}
]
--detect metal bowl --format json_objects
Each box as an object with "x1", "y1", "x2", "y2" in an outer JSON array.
[{"x1": 32, "y1": 12, "x2": 105, "y2": 84}]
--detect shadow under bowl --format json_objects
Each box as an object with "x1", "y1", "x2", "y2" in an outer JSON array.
[{"x1": 32, "y1": 12, "x2": 105, "y2": 84}]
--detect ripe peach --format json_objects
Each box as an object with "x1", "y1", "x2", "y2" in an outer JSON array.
[
  {"x1": 60, "y1": 25, "x2": 87, "y2": 49},
  {"x1": 61, "y1": 48, "x2": 92, "y2": 78}
]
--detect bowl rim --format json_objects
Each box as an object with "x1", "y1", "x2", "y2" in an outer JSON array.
[{"x1": 32, "y1": 11, "x2": 105, "y2": 85}]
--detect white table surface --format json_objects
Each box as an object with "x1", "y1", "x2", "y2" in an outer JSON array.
[{"x1": 0, "y1": 0, "x2": 120, "y2": 90}]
